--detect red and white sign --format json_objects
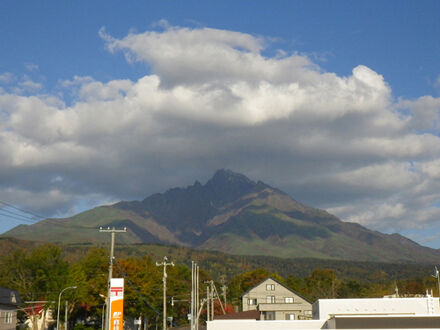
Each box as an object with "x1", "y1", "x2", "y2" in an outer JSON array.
[
  {"x1": 109, "y1": 278, "x2": 124, "y2": 330},
  {"x1": 111, "y1": 287, "x2": 123, "y2": 297}
]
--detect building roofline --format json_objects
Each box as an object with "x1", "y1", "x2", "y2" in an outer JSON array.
[
  {"x1": 0, "y1": 287, "x2": 22, "y2": 306},
  {"x1": 240, "y1": 277, "x2": 313, "y2": 304}
]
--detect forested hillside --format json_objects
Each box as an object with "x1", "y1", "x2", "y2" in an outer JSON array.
[{"x1": 1, "y1": 237, "x2": 438, "y2": 328}]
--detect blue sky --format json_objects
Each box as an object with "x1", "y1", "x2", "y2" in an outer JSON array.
[
  {"x1": 1, "y1": 1, "x2": 440, "y2": 248},
  {"x1": 2, "y1": 1, "x2": 439, "y2": 98}
]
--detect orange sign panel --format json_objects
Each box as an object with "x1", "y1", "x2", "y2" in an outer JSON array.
[{"x1": 110, "y1": 278, "x2": 124, "y2": 330}]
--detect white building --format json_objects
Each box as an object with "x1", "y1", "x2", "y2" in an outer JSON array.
[
  {"x1": 208, "y1": 294, "x2": 440, "y2": 329},
  {"x1": 313, "y1": 296, "x2": 440, "y2": 320}
]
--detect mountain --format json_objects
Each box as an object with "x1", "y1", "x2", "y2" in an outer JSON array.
[{"x1": 3, "y1": 169, "x2": 440, "y2": 263}]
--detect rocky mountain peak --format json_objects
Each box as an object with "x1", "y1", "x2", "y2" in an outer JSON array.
[
  {"x1": 208, "y1": 169, "x2": 255, "y2": 185},
  {"x1": 204, "y1": 169, "x2": 259, "y2": 205},
  {"x1": 5, "y1": 169, "x2": 440, "y2": 263}
]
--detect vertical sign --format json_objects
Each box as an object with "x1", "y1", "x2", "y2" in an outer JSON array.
[{"x1": 110, "y1": 278, "x2": 124, "y2": 330}]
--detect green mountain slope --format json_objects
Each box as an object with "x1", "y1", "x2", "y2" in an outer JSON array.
[{"x1": 4, "y1": 169, "x2": 440, "y2": 263}]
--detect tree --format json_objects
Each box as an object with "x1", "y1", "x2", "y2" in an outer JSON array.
[
  {"x1": 69, "y1": 247, "x2": 108, "y2": 326},
  {"x1": 305, "y1": 268, "x2": 339, "y2": 300},
  {"x1": 285, "y1": 275, "x2": 307, "y2": 296},
  {"x1": 0, "y1": 244, "x2": 69, "y2": 330},
  {"x1": 337, "y1": 280, "x2": 364, "y2": 298}
]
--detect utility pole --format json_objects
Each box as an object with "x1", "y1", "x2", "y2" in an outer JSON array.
[
  {"x1": 211, "y1": 283, "x2": 214, "y2": 321},
  {"x1": 65, "y1": 300, "x2": 68, "y2": 330},
  {"x1": 196, "y1": 265, "x2": 199, "y2": 330},
  {"x1": 212, "y1": 282, "x2": 225, "y2": 315},
  {"x1": 220, "y1": 275, "x2": 227, "y2": 307},
  {"x1": 156, "y1": 256, "x2": 174, "y2": 330},
  {"x1": 191, "y1": 262, "x2": 199, "y2": 330},
  {"x1": 204, "y1": 280, "x2": 225, "y2": 320},
  {"x1": 191, "y1": 262, "x2": 194, "y2": 330},
  {"x1": 99, "y1": 227, "x2": 126, "y2": 330},
  {"x1": 206, "y1": 285, "x2": 210, "y2": 322}
]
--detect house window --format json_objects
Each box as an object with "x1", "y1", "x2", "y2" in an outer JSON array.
[
  {"x1": 285, "y1": 313, "x2": 295, "y2": 320},
  {"x1": 5, "y1": 312, "x2": 12, "y2": 324},
  {"x1": 264, "y1": 311, "x2": 275, "y2": 320},
  {"x1": 248, "y1": 298, "x2": 257, "y2": 305},
  {"x1": 284, "y1": 297, "x2": 294, "y2": 303},
  {"x1": 266, "y1": 295, "x2": 276, "y2": 303},
  {"x1": 266, "y1": 284, "x2": 275, "y2": 291},
  {"x1": 304, "y1": 310, "x2": 312, "y2": 315}
]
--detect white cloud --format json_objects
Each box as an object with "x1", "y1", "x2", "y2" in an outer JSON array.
[
  {"x1": 0, "y1": 72, "x2": 14, "y2": 84},
  {"x1": 25, "y1": 63, "x2": 39, "y2": 72},
  {"x1": 18, "y1": 76, "x2": 43, "y2": 92},
  {"x1": 435, "y1": 74, "x2": 440, "y2": 91},
  {"x1": 1, "y1": 24, "x2": 440, "y2": 239},
  {"x1": 398, "y1": 96, "x2": 440, "y2": 130}
]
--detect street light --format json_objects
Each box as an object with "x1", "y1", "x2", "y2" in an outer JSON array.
[
  {"x1": 57, "y1": 286, "x2": 77, "y2": 330},
  {"x1": 99, "y1": 294, "x2": 106, "y2": 330}
]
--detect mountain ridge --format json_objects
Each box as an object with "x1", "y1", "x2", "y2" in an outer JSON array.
[{"x1": 3, "y1": 169, "x2": 440, "y2": 263}]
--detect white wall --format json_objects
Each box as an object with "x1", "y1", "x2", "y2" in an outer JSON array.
[
  {"x1": 314, "y1": 297, "x2": 440, "y2": 320},
  {"x1": 207, "y1": 319, "x2": 326, "y2": 330}
]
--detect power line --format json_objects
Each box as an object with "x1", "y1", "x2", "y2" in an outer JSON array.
[
  {"x1": 0, "y1": 210, "x2": 39, "y2": 224},
  {"x1": 0, "y1": 214, "x2": 99, "y2": 230},
  {"x1": 0, "y1": 199, "x2": 115, "y2": 231},
  {"x1": 114, "y1": 259, "x2": 161, "y2": 316},
  {"x1": 0, "y1": 210, "x2": 99, "y2": 230},
  {"x1": 0, "y1": 208, "x2": 41, "y2": 221},
  {"x1": 0, "y1": 200, "x2": 46, "y2": 219}
]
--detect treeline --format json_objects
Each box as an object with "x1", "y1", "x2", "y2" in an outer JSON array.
[
  {"x1": 64, "y1": 242, "x2": 437, "y2": 283},
  {"x1": 1, "y1": 238, "x2": 435, "y2": 283},
  {"x1": 0, "y1": 240, "x2": 438, "y2": 328},
  {"x1": 229, "y1": 267, "x2": 439, "y2": 304}
]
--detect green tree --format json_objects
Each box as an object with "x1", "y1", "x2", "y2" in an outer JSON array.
[
  {"x1": 337, "y1": 280, "x2": 365, "y2": 298},
  {"x1": 305, "y1": 268, "x2": 339, "y2": 300},
  {"x1": 69, "y1": 247, "x2": 108, "y2": 326},
  {"x1": 0, "y1": 244, "x2": 69, "y2": 330},
  {"x1": 285, "y1": 275, "x2": 307, "y2": 296}
]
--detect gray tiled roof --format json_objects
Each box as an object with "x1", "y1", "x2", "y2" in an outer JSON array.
[{"x1": 0, "y1": 287, "x2": 22, "y2": 306}]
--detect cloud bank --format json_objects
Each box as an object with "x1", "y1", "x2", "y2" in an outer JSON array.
[{"x1": 1, "y1": 24, "x2": 440, "y2": 239}]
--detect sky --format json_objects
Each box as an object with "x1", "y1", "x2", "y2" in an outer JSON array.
[{"x1": 1, "y1": 1, "x2": 440, "y2": 248}]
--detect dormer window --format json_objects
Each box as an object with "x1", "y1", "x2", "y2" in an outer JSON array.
[{"x1": 10, "y1": 292, "x2": 16, "y2": 304}]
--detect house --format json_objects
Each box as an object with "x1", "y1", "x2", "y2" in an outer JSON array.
[
  {"x1": 241, "y1": 277, "x2": 312, "y2": 320},
  {"x1": 0, "y1": 287, "x2": 21, "y2": 330}
]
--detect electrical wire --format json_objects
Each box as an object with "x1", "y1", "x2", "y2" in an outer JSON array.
[
  {"x1": 114, "y1": 259, "x2": 161, "y2": 316},
  {"x1": 0, "y1": 200, "x2": 46, "y2": 219},
  {"x1": 0, "y1": 199, "x2": 100, "y2": 230}
]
